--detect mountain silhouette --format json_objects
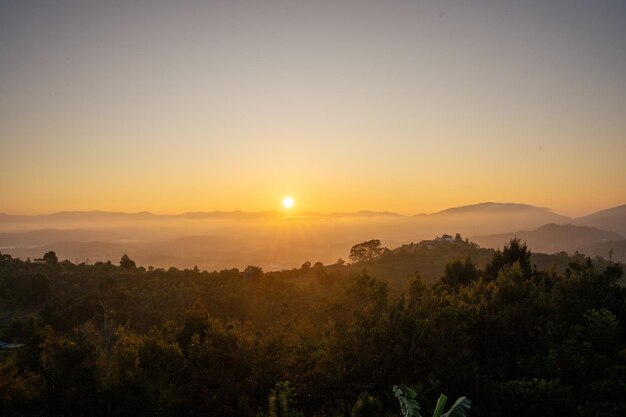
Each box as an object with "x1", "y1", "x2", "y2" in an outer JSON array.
[{"x1": 471, "y1": 223, "x2": 622, "y2": 254}]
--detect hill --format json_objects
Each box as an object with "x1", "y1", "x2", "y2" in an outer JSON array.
[
  {"x1": 0, "y1": 236, "x2": 621, "y2": 417},
  {"x1": 396, "y1": 202, "x2": 573, "y2": 240},
  {"x1": 0, "y1": 210, "x2": 285, "y2": 225},
  {"x1": 579, "y1": 239, "x2": 626, "y2": 263},
  {"x1": 1, "y1": 202, "x2": 622, "y2": 270},
  {"x1": 573, "y1": 204, "x2": 626, "y2": 236},
  {"x1": 0, "y1": 229, "x2": 123, "y2": 247},
  {"x1": 433, "y1": 202, "x2": 567, "y2": 218},
  {"x1": 471, "y1": 223, "x2": 622, "y2": 255},
  {"x1": 279, "y1": 238, "x2": 596, "y2": 289}
]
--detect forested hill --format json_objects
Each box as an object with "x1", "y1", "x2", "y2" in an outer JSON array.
[
  {"x1": 271, "y1": 237, "x2": 600, "y2": 290},
  {"x1": 0, "y1": 240, "x2": 624, "y2": 417}
]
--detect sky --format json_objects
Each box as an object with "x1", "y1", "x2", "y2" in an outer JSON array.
[{"x1": 1, "y1": 0, "x2": 625, "y2": 217}]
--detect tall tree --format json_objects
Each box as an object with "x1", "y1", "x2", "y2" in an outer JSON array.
[
  {"x1": 42, "y1": 251, "x2": 58, "y2": 266},
  {"x1": 484, "y1": 238, "x2": 532, "y2": 280},
  {"x1": 440, "y1": 258, "x2": 479, "y2": 290},
  {"x1": 119, "y1": 254, "x2": 136, "y2": 269},
  {"x1": 349, "y1": 240, "x2": 385, "y2": 263}
]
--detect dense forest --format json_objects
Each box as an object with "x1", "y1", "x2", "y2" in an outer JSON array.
[{"x1": 0, "y1": 238, "x2": 624, "y2": 417}]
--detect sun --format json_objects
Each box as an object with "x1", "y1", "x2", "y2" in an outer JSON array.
[{"x1": 282, "y1": 196, "x2": 294, "y2": 209}]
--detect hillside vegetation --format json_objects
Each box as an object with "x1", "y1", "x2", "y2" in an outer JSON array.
[
  {"x1": 3, "y1": 203, "x2": 623, "y2": 270},
  {"x1": 0, "y1": 239, "x2": 624, "y2": 417}
]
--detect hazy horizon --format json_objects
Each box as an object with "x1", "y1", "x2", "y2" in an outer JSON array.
[
  {"x1": 2, "y1": 1, "x2": 626, "y2": 217},
  {"x1": 2, "y1": 200, "x2": 625, "y2": 219},
  {"x1": 1, "y1": 201, "x2": 623, "y2": 271}
]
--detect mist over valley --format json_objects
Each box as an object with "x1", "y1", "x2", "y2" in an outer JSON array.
[{"x1": 2, "y1": 203, "x2": 624, "y2": 270}]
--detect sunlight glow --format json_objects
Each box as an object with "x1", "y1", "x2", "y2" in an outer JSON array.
[{"x1": 282, "y1": 196, "x2": 294, "y2": 209}]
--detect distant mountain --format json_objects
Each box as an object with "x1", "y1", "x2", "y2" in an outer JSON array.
[
  {"x1": 4, "y1": 203, "x2": 625, "y2": 225},
  {"x1": 2, "y1": 203, "x2": 623, "y2": 269},
  {"x1": 580, "y1": 239, "x2": 626, "y2": 263},
  {"x1": 0, "y1": 229, "x2": 124, "y2": 247},
  {"x1": 573, "y1": 204, "x2": 626, "y2": 236},
  {"x1": 331, "y1": 210, "x2": 403, "y2": 218},
  {"x1": 395, "y1": 202, "x2": 573, "y2": 238},
  {"x1": 471, "y1": 223, "x2": 623, "y2": 255},
  {"x1": 0, "y1": 210, "x2": 288, "y2": 225},
  {"x1": 432, "y1": 202, "x2": 570, "y2": 220},
  {"x1": 0, "y1": 209, "x2": 402, "y2": 224},
  {"x1": 176, "y1": 210, "x2": 283, "y2": 220},
  {"x1": 0, "y1": 211, "x2": 159, "y2": 223},
  {"x1": 285, "y1": 211, "x2": 403, "y2": 220}
]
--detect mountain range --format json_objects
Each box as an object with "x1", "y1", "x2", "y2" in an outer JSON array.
[
  {"x1": 0, "y1": 202, "x2": 624, "y2": 269},
  {"x1": 0, "y1": 202, "x2": 592, "y2": 223},
  {"x1": 471, "y1": 223, "x2": 622, "y2": 255}
]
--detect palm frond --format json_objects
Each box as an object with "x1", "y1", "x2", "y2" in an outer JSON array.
[
  {"x1": 432, "y1": 394, "x2": 447, "y2": 417},
  {"x1": 393, "y1": 385, "x2": 422, "y2": 417},
  {"x1": 441, "y1": 396, "x2": 471, "y2": 417}
]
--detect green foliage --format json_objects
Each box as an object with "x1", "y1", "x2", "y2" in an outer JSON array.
[
  {"x1": 119, "y1": 254, "x2": 136, "y2": 269},
  {"x1": 0, "y1": 356, "x2": 45, "y2": 416},
  {"x1": 28, "y1": 273, "x2": 51, "y2": 305},
  {"x1": 42, "y1": 251, "x2": 58, "y2": 266},
  {"x1": 439, "y1": 396, "x2": 471, "y2": 417},
  {"x1": 493, "y1": 378, "x2": 573, "y2": 417},
  {"x1": 580, "y1": 308, "x2": 621, "y2": 355},
  {"x1": 432, "y1": 394, "x2": 447, "y2": 417},
  {"x1": 0, "y1": 240, "x2": 624, "y2": 417},
  {"x1": 578, "y1": 371, "x2": 626, "y2": 417},
  {"x1": 393, "y1": 388, "x2": 470, "y2": 417},
  {"x1": 393, "y1": 385, "x2": 421, "y2": 417},
  {"x1": 441, "y1": 258, "x2": 478, "y2": 290},
  {"x1": 349, "y1": 239, "x2": 385, "y2": 263},
  {"x1": 269, "y1": 381, "x2": 296, "y2": 417},
  {"x1": 343, "y1": 272, "x2": 388, "y2": 320},
  {"x1": 351, "y1": 393, "x2": 383, "y2": 417},
  {"x1": 484, "y1": 238, "x2": 532, "y2": 281},
  {"x1": 244, "y1": 265, "x2": 263, "y2": 279}
]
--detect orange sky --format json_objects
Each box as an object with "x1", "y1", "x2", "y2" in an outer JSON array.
[{"x1": 1, "y1": 1, "x2": 625, "y2": 218}]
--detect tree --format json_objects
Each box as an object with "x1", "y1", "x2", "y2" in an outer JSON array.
[
  {"x1": 393, "y1": 385, "x2": 420, "y2": 417},
  {"x1": 119, "y1": 254, "x2": 136, "y2": 269},
  {"x1": 43, "y1": 251, "x2": 58, "y2": 266},
  {"x1": 440, "y1": 258, "x2": 478, "y2": 290},
  {"x1": 343, "y1": 273, "x2": 388, "y2": 322},
  {"x1": 351, "y1": 393, "x2": 383, "y2": 417},
  {"x1": 29, "y1": 273, "x2": 51, "y2": 304},
  {"x1": 484, "y1": 238, "x2": 532, "y2": 280},
  {"x1": 268, "y1": 381, "x2": 295, "y2": 417},
  {"x1": 349, "y1": 240, "x2": 385, "y2": 263},
  {"x1": 580, "y1": 308, "x2": 621, "y2": 356},
  {"x1": 301, "y1": 261, "x2": 311, "y2": 270},
  {"x1": 432, "y1": 394, "x2": 471, "y2": 417},
  {"x1": 243, "y1": 265, "x2": 263, "y2": 280},
  {"x1": 393, "y1": 386, "x2": 471, "y2": 417},
  {"x1": 178, "y1": 301, "x2": 210, "y2": 347}
]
